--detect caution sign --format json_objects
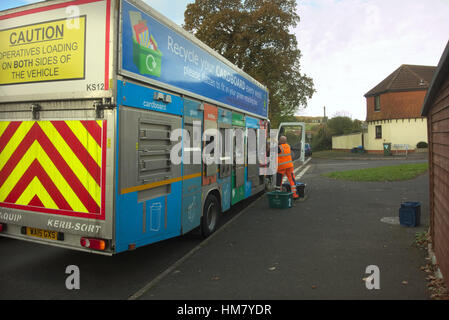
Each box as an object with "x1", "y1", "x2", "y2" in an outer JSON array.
[{"x1": 0, "y1": 16, "x2": 86, "y2": 85}]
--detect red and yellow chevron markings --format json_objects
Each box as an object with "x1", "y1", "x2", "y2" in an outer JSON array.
[{"x1": 0, "y1": 120, "x2": 107, "y2": 220}]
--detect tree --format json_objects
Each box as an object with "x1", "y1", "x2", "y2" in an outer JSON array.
[
  {"x1": 184, "y1": 0, "x2": 315, "y2": 127},
  {"x1": 311, "y1": 124, "x2": 332, "y2": 152},
  {"x1": 327, "y1": 116, "x2": 362, "y2": 136},
  {"x1": 310, "y1": 116, "x2": 363, "y2": 152}
]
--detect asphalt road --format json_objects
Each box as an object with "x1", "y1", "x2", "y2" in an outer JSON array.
[
  {"x1": 0, "y1": 157, "x2": 430, "y2": 300},
  {"x1": 137, "y1": 157, "x2": 430, "y2": 300},
  {"x1": 0, "y1": 193, "x2": 258, "y2": 300}
]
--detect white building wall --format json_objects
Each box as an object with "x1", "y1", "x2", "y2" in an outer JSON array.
[
  {"x1": 332, "y1": 133, "x2": 363, "y2": 150},
  {"x1": 365, "y1": 118, "x2": 428, "y2": 152}
]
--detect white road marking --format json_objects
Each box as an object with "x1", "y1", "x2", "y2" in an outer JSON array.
[
  {"x1": 295, "y1": 157, "x2": 311, "y2": 174},
  {"x1": 282, "y1": 157, "x2": 312, "y2": 183},
  {"x1": 296, "y1": 165, "x2": 311, "y2": 180}
]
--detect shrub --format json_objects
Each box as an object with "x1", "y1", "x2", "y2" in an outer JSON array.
[{"x1": 417, "y1": 141, "x2": 428, "y2": 149}]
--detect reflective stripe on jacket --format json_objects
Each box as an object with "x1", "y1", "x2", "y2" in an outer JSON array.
[{"x1": 278, "y1": 143, "x2": 294, "y2": 171}]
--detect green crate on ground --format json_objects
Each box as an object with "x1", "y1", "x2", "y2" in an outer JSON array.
[{"x1": 267, "y1": 191, "x2": 293, "y2": 209}]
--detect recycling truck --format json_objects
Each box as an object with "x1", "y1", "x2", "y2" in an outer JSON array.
[{"x1": 0, "y1": 0, "x2": 278, "y2": 254}]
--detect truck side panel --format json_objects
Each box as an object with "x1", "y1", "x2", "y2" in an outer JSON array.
[{"x1": 115, "y1": 80, "x2": 182, "y2": 253}]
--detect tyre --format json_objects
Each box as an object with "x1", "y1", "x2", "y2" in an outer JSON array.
[{"x1": 201, "y1": 194, "x2": 220, "y2": 238}]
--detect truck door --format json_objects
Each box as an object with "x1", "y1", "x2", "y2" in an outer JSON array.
[
  {"x1": 273, "y1": 122, "x2": 306, "y2": 187},
  {"x1": 181, "y1": 99, "x2": 203, "y2": 234},
  {"x1": 202, "y1": 104, "x2": 218, "y2": 186},
  {"x1": 258, "y1": 119, "x2": 269, "y2": 186},
  {"x1": 231, "y1": 112, "x2": 246, "y2": 205},
  {"x1": 217, "y1": 108, "x2": 232, "y2": 212},
  {"x1": 277, "y1": 122, "x2": 306, "y2": 163},
  {"x1": 245, "y1": 116, "x2": 260, "y2": 198}
]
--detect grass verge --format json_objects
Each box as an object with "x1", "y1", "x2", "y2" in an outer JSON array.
[{"x1": 322, "y1": 163, "x2": 429, "y2": 182}]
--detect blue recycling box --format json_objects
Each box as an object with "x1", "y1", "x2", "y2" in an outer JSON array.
[
  {"x1": 296, "y1": 183, "x2": 306, "y2": 198},
  {"x1": 399, "y1": 202, "x2": 421, "y2": 227}
]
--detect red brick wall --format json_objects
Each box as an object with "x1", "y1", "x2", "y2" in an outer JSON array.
[
  {"x1": 366, "y1": 90, "x2": 428, "y2": 121},
  {"x1": 428, "y1": 75, "x2": 449, "y2": 289}
]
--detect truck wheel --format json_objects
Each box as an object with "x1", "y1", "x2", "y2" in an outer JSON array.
[{"x1": 201, "y1": 194, "x2": 220, "y2": 238}]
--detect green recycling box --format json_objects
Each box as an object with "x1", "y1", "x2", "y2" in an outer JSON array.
[
  {"x1": 267, "y1": 191, "x2": 293, "y2": 209},
  {"x1": 132, "y1": 39, "x2": 162, "y2": 77}
]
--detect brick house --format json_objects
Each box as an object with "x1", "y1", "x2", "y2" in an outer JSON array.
[
  {"x1": 421, "y1": 41, "x2": 449, "y2": 289},
  {"x1": 364, "y1": 64, "x2": 436, "y2": 153}
]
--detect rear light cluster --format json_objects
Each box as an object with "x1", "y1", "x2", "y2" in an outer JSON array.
[
  {"x1": 80, "y1": 237, "x2": 106, "y2": 251},
  {"x1": 0, "y1": 224, "x2": 5, "y2": 232}
]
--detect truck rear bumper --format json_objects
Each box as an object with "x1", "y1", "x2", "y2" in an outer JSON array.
[
  {"x1": 0, "y1": 228, "x2": 114, "y2": 256},
  {"x1": 0, "y1": 207, "x2": 114, "y2": 255}
]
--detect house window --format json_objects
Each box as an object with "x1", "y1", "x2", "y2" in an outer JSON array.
[
  {"x1": 375, "y1": 125, "x2": 382, "y2": 139},
  {"x1": 374, "y1": 95, "x2": 381, "y2": 111}
]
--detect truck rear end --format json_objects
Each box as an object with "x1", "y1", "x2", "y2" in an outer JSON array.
[{"x1": 0, "y1": 0, "x2": 116, "y2": 254}]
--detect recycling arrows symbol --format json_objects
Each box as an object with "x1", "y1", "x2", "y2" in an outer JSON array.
[{"x1": 146, "y1": 54, "x2": 157, "y2": 72}]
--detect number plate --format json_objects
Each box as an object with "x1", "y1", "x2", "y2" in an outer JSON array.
[{"x1": 26, "y1": 227, "x2": 59, "y2": 241}]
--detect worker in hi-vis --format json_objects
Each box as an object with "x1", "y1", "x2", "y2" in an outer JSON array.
[{"x1": 276, "y1": 136, "x2": 299, "y2": 199}]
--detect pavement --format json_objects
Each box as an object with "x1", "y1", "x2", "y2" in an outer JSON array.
[{"x1": 134, "y1": 157, "x2": 430, "y2": 300}]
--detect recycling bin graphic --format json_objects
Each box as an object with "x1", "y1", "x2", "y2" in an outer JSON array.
[
  {"x1": 132, "y1": 38, "x2": 162, "y2": 77},
  {"x1": 129, "y1": 11, "x2": 162, "y2": 77}
]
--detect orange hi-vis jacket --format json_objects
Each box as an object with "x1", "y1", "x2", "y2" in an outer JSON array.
[{"x1": 277, "y1": 143, "x2": 294, "y2": 172}]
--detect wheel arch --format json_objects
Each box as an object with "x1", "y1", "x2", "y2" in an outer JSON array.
[{"x1": 203, "y1": 188, "x2": 222, "y2": 215}]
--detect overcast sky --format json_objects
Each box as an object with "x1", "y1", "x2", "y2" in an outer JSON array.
[{"x1": 2, "y1": 0, "x2": 448, "y2": 120}]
